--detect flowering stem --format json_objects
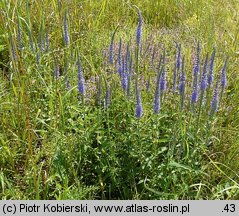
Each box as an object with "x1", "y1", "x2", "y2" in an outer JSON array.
[{"x1": 196, "y1": 90, "x2": 204, "y2": 135}]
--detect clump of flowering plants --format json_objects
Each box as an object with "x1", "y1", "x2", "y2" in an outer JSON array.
[{"x1": 1, "y1": 1, "x2": 235, "y2": 200}]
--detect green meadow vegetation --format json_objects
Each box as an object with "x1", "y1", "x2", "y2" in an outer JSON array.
[{"x1": 0, "y1": 0, "x2": 239, "y2": 199}]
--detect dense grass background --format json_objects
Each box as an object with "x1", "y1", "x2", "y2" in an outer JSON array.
[{"x1": 0, "y1": 0, "x2": 239, "y2": 199}]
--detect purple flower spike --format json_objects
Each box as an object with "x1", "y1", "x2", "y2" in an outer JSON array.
[
  {"x1": 179, "y1": 56, "x2": 186, "y2": 109},
  {"x1": 172, "y1": 65, "x2": 177, "y2": 93},
  {"x1": 153, "y1": 96, "x2": 160, "y2": 114},
  {"x1": 118, "y1": 66, "x2": 123, "y2": 77},
  {"x1": 160, "y1": 66, "x2": 167, "y2": 91},
  {"x1": 191, "y1": 43, "x2": 200, "y2": 103},
  {"x1": 120, "y1": 44, "x2": 131, "y2": 92},
  {"x1": 176, "y1": 44, "x2": 181, "y2": 70},
  {"x1": 179, "y1": 57, "x2": 186, "y2": 95},
  {"x1": 135, "y1": 85, "x2": 143, "y2": 118},
  {"x1": 207, "y1": 49, "x2": 215, "y2": 87},
  {"x1": 118, "y1": 38, "x2": 122, "y2": 64},
  {"x1": 154, "y1": 67, "x2": 161, "y2": 114},
  {"x1": 136, "y1": 7, "x2": 143, "y2": 46},
  {"x1": 159, "y1": 52, "x2": 167, "y2": 91},
  {"x1": 220, "y1": 58, "x2": 228, "y2": 89},
  {"x1": 193, "y1": 42, "x2": 200, "y2": 76},
  {"x1": 191, "y1": 89, "x2": 198, "y2": 103},
  {"x1": 127, "y1": 56, "x2": 132, "y2": 97},
  {"x1": 191, "y1": 79, "x2": 198, "y2": 103},
  {"x1": 63, "y1": 12, "x2": 70, "y2": 46},
  {"x1": 108, "y1": 26, "x2": 118, "y2": 65},
  {"x1": 121, "y1": 58, "x2": 128, "y2": 91},
  {"x1": 200, "y1": 53, "x2": 209, "y2": 91},
  {"x1": 125, "y1": 44, "x2": 130, "y2": 73},
  {"x1": 77, "y1": 55, "x2": 85, "y2": 95},
  {"x1": 117, "y1": 38, "x2": 122, "y2": 75},
  {"x1": 210, "y1": 82, "x2": 219, "y2": 115},
  {"x1": 136, "y1": 103, "x2": 143, "y2": 118},
  {"x1": 109, "y1": 38, "x2": 114, "y2": 65}
]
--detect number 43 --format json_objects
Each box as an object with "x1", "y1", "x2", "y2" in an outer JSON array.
[{"x1": 224, "y1": 204, "x2": 235, "y2": 212}]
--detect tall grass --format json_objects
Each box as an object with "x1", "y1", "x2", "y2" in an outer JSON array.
[{"x1": 0, "y1": 0, "x2": 238, "y2": 199}]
